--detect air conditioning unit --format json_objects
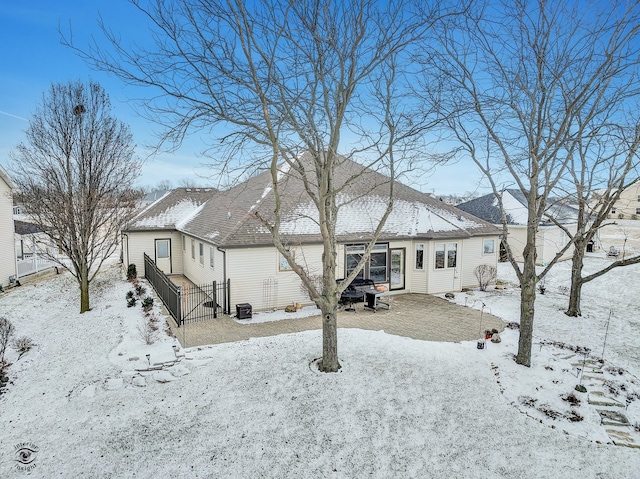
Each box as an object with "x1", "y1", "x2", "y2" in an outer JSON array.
[{"x1": 236, "y1": 303, "x2": 252, "y2": 320}]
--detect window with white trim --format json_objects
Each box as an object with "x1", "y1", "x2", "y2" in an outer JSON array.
[
  {"x1": 435, "y1": 243, "x2": 457, "y2": 269},
  {"x1": 345, "y1": 243, "x2": 388, "y2": 282},
  {"x1": 415, "y1": 243, "x2": 424, "y2": 269},
  {"x1": 191, "y1": 239, "x2": 195, "y2": 260},
  {"x1": 483, "y1": 239, "x2": 495, "y2": 255},
  {"x1": 209, "y1": 247, "x2": 214, "y2": 268},
  {"x1": 199, "y1": 243, "x2": 204, "y2": 265},
  {"x1": 279, "y1": 252, "x2": 294, "y2": 271}
]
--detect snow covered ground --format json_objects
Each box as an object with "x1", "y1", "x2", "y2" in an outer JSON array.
[{"x1": 1, "y1": 248, "x2": 640, "y2": 477}]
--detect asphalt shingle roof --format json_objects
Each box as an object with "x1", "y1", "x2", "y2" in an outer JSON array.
[
  {"x1": 456, "y1": 189, "x2": 579, "y2": 226},
  {"x1": 127, "y1": 153, "x2": 501, "y2": 245}
]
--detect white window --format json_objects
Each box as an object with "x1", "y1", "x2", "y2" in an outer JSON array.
[
  {"x1": 483, "y1": 239, "x2": 495, "y2": 255},
  {"x1": 191, "y1": 239, "x2": 195, "y2": 260},
  {"x1": 209, "y1": 247, "x2": 215, "y2": 268},
  {"x1": 415, "y1": 243, "x2": 424, "y2": 269},
  {"x1": 279, "y1": 252, "x2": 294, "y2": 271},
  {"x1": 435, "y1": 243, "x2": 457, "y2": 269},
  {"x1": 199, "y1": 243, "x2": 204, "y2": 265},
  {"x1": 345, "y1": 244, "x2": 388, "y2": 282},
  {"x1": 182, "y1": 235, "x2": 186, "y2": 251}
]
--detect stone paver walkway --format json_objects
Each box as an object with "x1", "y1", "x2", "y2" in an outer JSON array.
[{"x1": 168, "y1": 293, "x2": 504, "y2": 348}]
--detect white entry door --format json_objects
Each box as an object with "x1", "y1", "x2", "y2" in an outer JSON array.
[
  {"x1": 155, "y1": 239, "x2": 172, "y2": 274},
  {"x1": 390, "y1": 248, "x2": 405, "y2": 290}
]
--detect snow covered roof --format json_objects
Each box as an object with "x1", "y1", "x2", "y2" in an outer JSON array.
[
  {"x1": 14, "y1": 219, "x2": 48, "y2": 236},
  {"x1": 177, "y1": 153, "x2": 500, "y2": 247},
  {"x1": 456, "y1": 189, "x2": 579, "y2": 226},
  {"x1": 124, "y1": 188, "x2": 217, "y2": 231}
]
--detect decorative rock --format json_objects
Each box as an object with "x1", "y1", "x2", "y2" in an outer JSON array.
[
  {"x1": 167, "y1": 364, "x2": 190, "y2": 377},
  {"x1": 132, "y1": 376, "x2": 147, "y2": 387},
  {"x1": 154, "y1": 370, "x2": 177, "y2": 383},
  {"x1": 495, "y1": 284, "x2": 505, "y2": 290},
  {"x1": 444, "y1": 292, "x2": 455, "y2": 299},
  {"x1": 80, "y1": 384, "x2": 96, "y2": 398},
  {"x1": 575, "y1": 384, "x2": 587, "y2": 393},
  {"x1": 491, "y1": 333, "x2": 501, "y2": 343},
  {"x1": 128, "y1": 356, "x2": 140, "y2": 361},
  {"x1": 104, "y1": 378, "x2": 124, "y2": 390}
]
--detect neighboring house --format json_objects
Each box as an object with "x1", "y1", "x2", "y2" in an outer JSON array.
[
  {"x1": 123, "y1": 155, "x2": 501, "y2": 312},
  {"x1": 14, "y1": 220, "x2": 54, "y2": 259},
  {"x1": 601, "y1": 182, "x2": 640, "y2": 219},
  {"x1": 138, "y1": 189, "x2": 170, "y2": 210},
  {"x1": 456, "y1": 189, "x2": 578, "y2": 265},
  {"x1": 0, "y1": 165, "x2": 17, "y2": 287}
]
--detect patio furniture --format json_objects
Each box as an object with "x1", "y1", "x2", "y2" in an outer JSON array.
[
  {"x1": 340, "y1": 289, "x2": 365, "y2": 311},
  {"x1": 364, "y1": 289, "x2": 391, "y2": 312},
  {"x1": 607, "y1": 246, "x2": 619, "y2": 258},
  {"x1": 338, "y1": 278, "x2": 390, "y2": 312}
]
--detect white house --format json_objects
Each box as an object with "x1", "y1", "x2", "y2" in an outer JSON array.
[
  {"x1": 606, "y1": 182, "x2": 640, "y2": 219},
  {"x1": 123, "y1": 155, "x2": 501, "y2": 312},
  {"x1": 0, "y1": 165, "x2": 17, "y2": 287},
  {"x1": 456, "y1": 189, "x2": 578, "y2": 265}
]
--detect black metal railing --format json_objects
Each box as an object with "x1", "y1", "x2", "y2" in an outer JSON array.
[
  {"x1": 143, "y1": 253, "x2": 230, "y2": 327},
  {"x1": 144, "y1": 253, "x2": 181, "y2": 324},
  {"x1": 181, "y1": 280, "x2": 230, "y2": 325}
]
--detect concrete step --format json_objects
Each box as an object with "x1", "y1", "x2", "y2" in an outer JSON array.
[
  {"x1": 606, "y1": 426, "x2": 640, "y2": 449},
  {"x1": 597, "y1": 409, "x2": 630, "y2": 426}
]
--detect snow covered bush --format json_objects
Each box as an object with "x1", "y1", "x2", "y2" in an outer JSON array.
[
  {"x1": 0, "y1": 317, "x2": 15, "y2": 362},
  {"x1": 127, "y1": 263, "x2": 137, "y2": 281},
  {"x1": 11, "y1": 336, "x2": 35, "y2": 359},
  {"x1": 142, "y1": 297, "x2": 154, "y2": 312},
  {"x1": 474, "y1": 264, "x2": 496, "y2": 291},
  {"x1": 138, "y1": 317, "x2": 158, "y2": 345}
]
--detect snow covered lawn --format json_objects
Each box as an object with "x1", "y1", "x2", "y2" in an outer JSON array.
[{"x1": 1, "y1": 258, "x2": 639, "y2": 478}]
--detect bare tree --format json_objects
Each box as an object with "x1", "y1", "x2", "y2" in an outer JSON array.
[
  {"x1": 424, "y1": 0, "x2": 640, "y2": 366},
  {"x1": 65, "y1": 0, "x2": 454, "y2": 371},
  {"x1": 559, "y1": 124, "x2": 640, "y2": 316},
  {"x1": 10, "y1": 81, "x2": 141, "y2": 313}
]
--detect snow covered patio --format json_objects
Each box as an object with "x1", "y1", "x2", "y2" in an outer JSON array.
[
  {"x1": 168, "y1": 293, "x2": 506, "y2": 349},
  {"x1": 1, "y1": 256, "x2": 639, "y2": 477}
]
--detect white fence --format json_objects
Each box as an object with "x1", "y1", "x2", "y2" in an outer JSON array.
[{"x1": 16, "y1": 256, "x2": 58, "y2": 278}]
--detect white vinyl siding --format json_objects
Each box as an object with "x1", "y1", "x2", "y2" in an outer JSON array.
[
  {"x1": 461, "y1": 237, "x2": 498, "y2": 289},
  {"x1": 0, "y1": 176, "x2": 16, "y2": 286},
  {"x1": 123, "y1": 230, "x2": 183, "y2": 278}
]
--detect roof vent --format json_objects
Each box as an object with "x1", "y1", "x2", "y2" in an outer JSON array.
[{"x1": 227, "y1": 211, "x2": 232, "y2": 220}]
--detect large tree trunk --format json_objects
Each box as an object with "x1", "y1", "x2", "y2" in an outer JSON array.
[
  {"x1": 320, "y1": 305, "x2": 340, "y2": 372},
  {"x1": 79, "y1": 266, "x2": 90, "y2": 313},
  {"x1": 516, "y1": 238, "x2": 537, "y2": 367},
  {"x1": 566, "y1": 243, "x2": 585, "y2": 317}
]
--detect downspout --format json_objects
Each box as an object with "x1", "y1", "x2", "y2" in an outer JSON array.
[
  {"x1": 122, "y1": 232, "x2": 129, "y2": 268},
  {"x1": 217, "y1": 246, "x2": 228, "y2": 313}
]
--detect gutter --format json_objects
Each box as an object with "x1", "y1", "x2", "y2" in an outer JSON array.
[{"x1": 122, "y1": 232, "x2": 129, "y2": 267}]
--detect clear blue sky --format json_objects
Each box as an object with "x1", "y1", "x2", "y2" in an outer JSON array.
[{"x1": 0, "y1": 0, "x2": 483, "y2": 195}]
